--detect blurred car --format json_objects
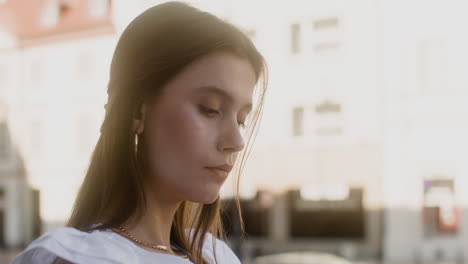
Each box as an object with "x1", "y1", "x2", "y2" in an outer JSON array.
[{"x1": 253, "y1": 251, "x2": 353, "y2": 264}]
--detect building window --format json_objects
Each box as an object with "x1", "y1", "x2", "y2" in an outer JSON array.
[
  {"x1": 40, "y1": 0, "x2": 59, "y2": 27},
  {"x1": 315, "y1": 99, "x2": 341, "y2": 114},
  {"x1": 292, "y1": 107, "x2": 304, "y2": 137},
  {"x1": 314, "y1": 41, "x2": 341, "y2": 53},
  {"x1": 290, "y1": 23, "x2": 301, "y2": 54},
  {"x1": 315, "y1": 99, "x2": 343, "y2": 136},
  {"x1": 59, "y1": 1, "x2": 73, "y2": 19},
  {"x1": 88, "y1": 0, "x2": 109, "y2": 18},
  {"x1": 313, "y1": 17, "x2": 340, "y2": 30},
  {"x1": 0, "y1": 122, "x2": 9, "y2": 159}
]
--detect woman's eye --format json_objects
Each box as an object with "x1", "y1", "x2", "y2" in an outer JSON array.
[
  {"x1": 199, "y1": 105, "x2": 219, "y2": 116},
  {"x1": 199, "y1": 105, "x2": 246, "y2": 128}
]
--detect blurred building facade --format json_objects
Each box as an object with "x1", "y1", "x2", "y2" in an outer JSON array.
[
  {"x1": 381, "y1": 1, "x2": 468, "y2": 262},
  {"x1": 0, "y1": 0, "x2": 115, "y2": 235},
  {"x1": 216, "y1": 0, "x2": 468, "y2": 263}
]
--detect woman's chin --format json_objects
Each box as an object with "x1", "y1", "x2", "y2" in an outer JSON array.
[{"x1": 189, "y1": 191, "x2": 220, "y2": 205}]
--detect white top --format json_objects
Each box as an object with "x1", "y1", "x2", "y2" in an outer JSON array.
[{"x1": 12, "y1": 227, "x2": 241, "y2": 264}]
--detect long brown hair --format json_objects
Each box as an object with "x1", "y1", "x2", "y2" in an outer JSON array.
[{"x1": 67, "y1": 2, "x2": 267, "y2": 263}]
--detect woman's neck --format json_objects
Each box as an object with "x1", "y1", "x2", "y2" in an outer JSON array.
[{"x1": 122, "y1": 186, "x2": 182, "y2": 252}]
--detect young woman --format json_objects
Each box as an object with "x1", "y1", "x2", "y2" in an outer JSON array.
[{"x1": 12, "y1": 1, "x2": 267, "y2": 264}]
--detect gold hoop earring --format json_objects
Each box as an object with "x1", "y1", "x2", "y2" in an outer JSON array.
[{"x1": 134, "y1": 133, "x2": 139, "y2": 155}]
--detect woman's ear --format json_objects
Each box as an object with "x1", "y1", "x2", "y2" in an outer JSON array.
[{"x1": 132, "y1": 103, "x2": 147, "y2": 134}]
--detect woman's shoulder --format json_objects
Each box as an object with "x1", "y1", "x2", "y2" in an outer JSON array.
[{"x1": 11, "y1": 227, "x2": 139, "y2": 264}]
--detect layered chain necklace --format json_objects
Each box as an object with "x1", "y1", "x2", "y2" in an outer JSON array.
[{"x1": 112, "y1": 226, "x2": 190, "y2": 260}]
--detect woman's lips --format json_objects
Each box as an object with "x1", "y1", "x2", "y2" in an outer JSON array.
[{"x1": 205, "y1": 167, "x2": 230, "y2": 181}]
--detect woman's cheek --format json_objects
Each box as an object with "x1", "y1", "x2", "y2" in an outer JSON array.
[{"x1": 176, "y1": 108, "x2": 211, "y2": 142}]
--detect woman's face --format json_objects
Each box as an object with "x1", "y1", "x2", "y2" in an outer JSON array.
[{"x1": 140, "y1": 52, "x2": 257, "y2": 204}]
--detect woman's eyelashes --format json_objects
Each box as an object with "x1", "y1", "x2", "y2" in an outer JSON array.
[
  {"x1": 198, "y1": 105, "x2": 220, "y2": 117},
  {"x1": 198, "y1": 104, "x2": 247, "y2": 128}
]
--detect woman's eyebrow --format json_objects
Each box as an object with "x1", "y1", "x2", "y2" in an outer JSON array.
[{"x1": 194, "y1": 85, "x2": 252, "y2": 112}]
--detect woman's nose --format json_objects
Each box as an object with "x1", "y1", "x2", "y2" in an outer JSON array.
[{"x1": 217, "y1": 118, "x2": 245, "y2": 154}]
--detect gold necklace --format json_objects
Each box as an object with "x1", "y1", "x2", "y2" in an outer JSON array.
[{"x1": 113, "y1": 226, "x2": 189, "y2": 259}]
